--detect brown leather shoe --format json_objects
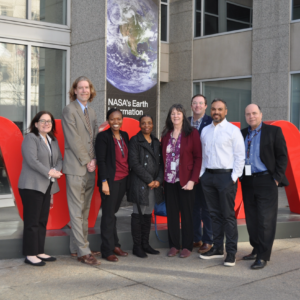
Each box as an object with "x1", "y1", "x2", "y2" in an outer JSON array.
[
  {"x1": 77, "y1": 254, "x2": 101, "y2": 266},
  {"x1": 193, "y1": 241, "x2": 203, "y2": 248},
  {"x1": 180, "y1": 248, "x2": 191, "y2": 258},
  {"x1": 198, "y1": 243, "x2": 212, "y2": 254},
  {"x1": 71, "y1": 250, "x2": 101, "y2": 258},
  {"x1": 105, "y1": 255, "x2": 119, "y2": 262},
  {"x1": 167, "y1": 247, "x2": 179, "y2": 257},
  {"x1": 113, "y1": 247, "x2": 128, "y2": 256}
]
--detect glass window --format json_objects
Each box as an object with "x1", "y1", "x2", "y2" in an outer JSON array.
[
  {"x1": 0, "y1": 0, "x2": 26, "y2": 19},
  {"x1": 205, "y1": 0, "x2": 218, "y2": 15},
  {"x1": 195, "y1": 0, "x2": 201, "y2": 37},
  {"x1": 195, "y1": 0, "x2": 252, "y2": 37},
  {"x1": 31, "y1": 47, "x2": 66, "y2": 119},
  {"x1": 161, "y1": 2, "x2": 168, "y2": 42},
  {"x1": 195, "y1": 78, "x2": 251, "y2": 129},
  {"x1": 205, "y1": 14, "x2": 218, "y2": 35},
  {"x1": 292, "y1": 0, "x2": 300, "y2": 20},
  {"x1": 290, "y1": 74, "x2": 300, "y2": 129},
  {"x1": 0, "y1": 42, "x2": 26, "y2": 195},
  {"x1": 0, "y1": 42, "x2": 27, "y2": 133},
  {"x1": 31, "y1": 0, "x2": 67, "y2": 25}
]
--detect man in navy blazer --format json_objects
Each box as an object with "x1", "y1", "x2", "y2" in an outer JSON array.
[{"x1": 188, "y1": 94, "x2": 213, "y2": 254}]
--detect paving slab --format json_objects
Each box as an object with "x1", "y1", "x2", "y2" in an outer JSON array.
[{"x1": 1, "y1": 239, "x2": 300, "y2": 300}]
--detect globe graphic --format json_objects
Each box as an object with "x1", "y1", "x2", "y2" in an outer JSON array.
[{"x1": 107, "y1": 0, "x2": 158, "y2": 94}]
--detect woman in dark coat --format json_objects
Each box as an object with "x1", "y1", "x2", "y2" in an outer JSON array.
[
  {"x1": 95, "y1": 108, "x2": 130, "y2": 262},
  {"x1": 128, "y1": 115, "x2": 164, "y2": 258}
]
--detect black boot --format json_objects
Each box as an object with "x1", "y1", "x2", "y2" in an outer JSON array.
[
  {"x1": 131, "y1": 213, "x2": 147, "y2": 258},
  {"x1": 142, "y1": 214, "x2": 160, "y2": 255}
]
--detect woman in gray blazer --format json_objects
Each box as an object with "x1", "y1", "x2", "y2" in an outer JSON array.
[{"x1": 18, "y1": 111, "x2": 63, "y2": 266}]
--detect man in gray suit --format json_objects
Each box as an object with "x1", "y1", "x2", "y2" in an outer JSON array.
[{"x1": 62, "y1": 76, "x2": 100, "y2": 266}]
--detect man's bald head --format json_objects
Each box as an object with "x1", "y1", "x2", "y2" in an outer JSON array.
[{"x1": 245, "y1": 104, "x2": 263, "y2": 130}]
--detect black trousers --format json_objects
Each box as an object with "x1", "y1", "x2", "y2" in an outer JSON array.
[
  {"x1": 164, "y1": 181, "x2": 195, "y2": 251},
  {"x1": 201, "y1": 172, "x2": 238, "y2": 254},
  {"x1": 19, "y1": 183, "x2": 52, "y2": 256},
  {"x1": 100, "y1": 176, "x2": 127, "y2": 258},
  {"x1": 241, "y1": 174, "x2": 278, "y2": 261}
]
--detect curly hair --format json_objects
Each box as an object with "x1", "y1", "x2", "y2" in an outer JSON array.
[{"x1": 69, "y1": 76, "x2": 97, "y2": 102}]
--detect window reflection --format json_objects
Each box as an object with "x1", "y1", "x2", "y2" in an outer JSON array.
[
  {"x1": 290, "y1": 74, "x2": 300, "y2": 129},
  {"x1": 31, "y1": 0, "x2": 67, "y2": 25},
  {"x1": 0, "y1": 0, "x2": 26, "y2": 19},
  {"x1": 195, "y1": 0, "x2": 252, "y2": 37},
  {"x1": 31, "y1": 47, "x2": 66, "y2": 119},
  {"x1": 0, "y1": 43, "x2": 27, "y2": 133},
  {"x1": 193, "y1": 78, "x2": 252, "y2": 129}
]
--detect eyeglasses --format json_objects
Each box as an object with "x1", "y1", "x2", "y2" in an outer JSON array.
[
  {"x1": 192, "y1": 102, "x2": 205, "y2": 106},
  {"x1": 39, "y1": 120, "x2": 53, "y2": 125}
]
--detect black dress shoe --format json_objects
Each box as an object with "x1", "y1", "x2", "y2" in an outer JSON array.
[
  {"x1": 24, "y1": 258, "x2": 46, "y2": 266},
  {"x1": 243, "y1": 253, "x2": 257, "y2": 260},
  {"x1": 251, "y1": 259, "x2": 267, "y2": 269},
  {"x1": 37, "y1": 256, "x2": 57, "y2": 262}
]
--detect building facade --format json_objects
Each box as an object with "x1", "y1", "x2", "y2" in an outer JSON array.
[{"x1": 0, "y1": 0, "x2": 299, "y2": 204}]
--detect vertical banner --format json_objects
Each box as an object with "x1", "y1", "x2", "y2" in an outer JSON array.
[{"x1": 106, "y1": 0, "x2": 159, "y2": 133}]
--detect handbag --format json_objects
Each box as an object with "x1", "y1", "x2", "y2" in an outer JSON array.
[{"x1": 154, "y1": 201, "x2": 167, "y2": 242}]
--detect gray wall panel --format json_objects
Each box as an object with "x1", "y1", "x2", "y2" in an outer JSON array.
[
  {"x1": 252, "y1": 0, "x2": 290, "y2": 121},
  {"x1": 70, "y1": 0, "x2": 106, "y2": 125}
]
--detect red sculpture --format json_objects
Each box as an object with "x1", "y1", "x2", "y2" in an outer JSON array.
[{"x1": 0, "y1": 117, "x2": 298, "y2": 229}]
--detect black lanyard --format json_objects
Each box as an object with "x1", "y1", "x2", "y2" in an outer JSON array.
[
  {"x1": 246, "y1": 127, "x2": 261, "y2": 162},
  {"x1": 113, "y1": 134, "x2": 125, "y2": 158}
]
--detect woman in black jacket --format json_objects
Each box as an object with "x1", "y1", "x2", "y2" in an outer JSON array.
[
  {"x1": 95, "y1": 108, "x2": 129, "y2": 262},
  {"x1": 128, "y1": 115, "x2": 164, "y2": 258}
]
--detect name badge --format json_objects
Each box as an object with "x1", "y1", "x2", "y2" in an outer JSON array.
[
  {"x1": 171, "y1": 161, "x2": 176, "y2": 171},
  {"x1": 245, "y1": 165, "x2": 252, "y2": 176}
]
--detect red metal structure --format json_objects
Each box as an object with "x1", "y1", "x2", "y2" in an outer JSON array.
[{"x1": 0, "y1": 116, "x2": 299, "y2": 229}]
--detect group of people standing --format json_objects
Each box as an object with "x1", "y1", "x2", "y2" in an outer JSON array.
[{"x1": 18, "y1": 76, "x2": 288, "y2": 271}]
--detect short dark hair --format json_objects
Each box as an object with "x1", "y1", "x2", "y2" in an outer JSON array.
[
  {"x1": 29, "y1": 111, "x2": 56, "y2": 140},
  {"x1": 191, "y1": 94, "x2": 207, "y2": 105},
  {"x1": 106, "y1": 108, "x2": 123, "y2": 120},
  {"x1": 211, "y1": 98, "x2": 227, "y2": 109},
  {"x1": 139, "y1": 114, "x2": 153, "y2": 123},
  {"x1": 162, "y1": 104, "x2": 193, "y2": 137}
]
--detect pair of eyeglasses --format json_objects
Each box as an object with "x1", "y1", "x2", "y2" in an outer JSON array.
[{"x1": 39, "y1": 120, "x2": 53, "y2": 125}]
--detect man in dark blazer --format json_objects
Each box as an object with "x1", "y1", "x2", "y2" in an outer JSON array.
[
  {"x1": 188, "y1": 94, "x2": 213, "y2": 254},
  {"x1": 240, "y1": 104, "x2": 288, "y2": 269}
]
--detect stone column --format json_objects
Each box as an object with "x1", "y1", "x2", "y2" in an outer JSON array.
[
  {"x1": 252, "y1": 0, "x2": 290, "y2": 120},
  {"x1": 160, "y1": 0, "x2": 194, "y2": 133},
  {"x1": 70, "y1": 0, "x2": 107, "y2": 125}
]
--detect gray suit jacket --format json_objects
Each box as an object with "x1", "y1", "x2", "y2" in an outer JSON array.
[
  {"x1": 18, "y1": 133, "x2": 63, "y2": 194},
  {"x1": 62, "y1": 100, "x2": 98, "y2": 176}
]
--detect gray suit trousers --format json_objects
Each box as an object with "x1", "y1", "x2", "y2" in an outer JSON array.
[{"x1": 66, "y1": 171, "x2": 95, "y2": 257}]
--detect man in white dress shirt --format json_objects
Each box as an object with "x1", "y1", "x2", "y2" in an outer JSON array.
[{"x1": 199, "y1": 99, "x2": 245, "y2": 267}]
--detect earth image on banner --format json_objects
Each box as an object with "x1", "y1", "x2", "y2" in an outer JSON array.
[{"x1": 107, "y1": 0, "x2": 158, "y2": 94}]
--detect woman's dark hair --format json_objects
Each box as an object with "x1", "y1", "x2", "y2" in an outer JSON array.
[
  {"x1": 29, "y1": 111, "x2": 56, "y2": 140},
  {"x1": 106, "y1": 108, "x2": 123, "y2": 120},
  {"x1": 139, "y1": 114, "x2": 153, "y2": 123},
  {"x1": 162, "y1": 104, "x2": 193, "y2": 137}
]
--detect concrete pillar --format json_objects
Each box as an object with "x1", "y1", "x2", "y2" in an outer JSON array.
[
  {"x1": 70, "y1": 0, "x2": 107, "y2": 125},
  {"x1": 251, "y1": 0, "x2": 290, "y2": 120},
  {"x1": 160, "y1": 0, "x2": 194, "y2": 134}
]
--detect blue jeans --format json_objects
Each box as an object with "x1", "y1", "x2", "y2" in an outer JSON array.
[{"x1": 193, "y1": 182, "x2": 213, "y2": 244}]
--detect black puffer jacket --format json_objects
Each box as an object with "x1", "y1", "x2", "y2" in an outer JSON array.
[{"x1": 128, "y1": 131, "x2": 164, "y2": 206}]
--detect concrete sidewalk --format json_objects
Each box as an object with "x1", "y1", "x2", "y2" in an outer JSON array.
[{"x1": 1, "y1": 238, "x2": 300, "y2": 300}]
